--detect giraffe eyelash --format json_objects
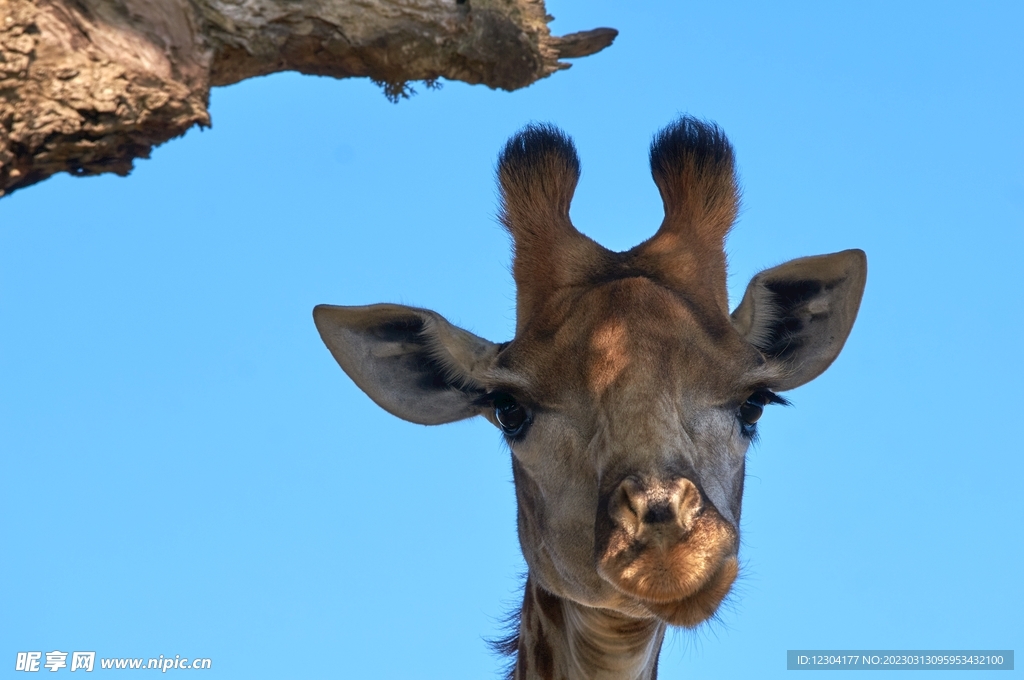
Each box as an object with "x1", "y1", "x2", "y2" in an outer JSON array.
[{"x1": 748, "y1": 388, "x2": 790, "y2": 407}]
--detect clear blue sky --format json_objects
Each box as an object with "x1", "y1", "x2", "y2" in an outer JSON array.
[{"x1": 2, "y1": 1, "x2": 1021, "y2": 677}]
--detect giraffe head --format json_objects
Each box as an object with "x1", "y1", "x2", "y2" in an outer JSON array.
[{"x1": 314, "y1": 117, "x2": 866, "y2": 628}]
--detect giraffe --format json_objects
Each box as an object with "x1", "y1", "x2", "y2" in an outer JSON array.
[{"x1": 313, "y1": 117, "x2": 866, "y2": 679}]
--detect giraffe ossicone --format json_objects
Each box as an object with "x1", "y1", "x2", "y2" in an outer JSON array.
[{"x1": 314, "y1": 117, "x2": 867, "y2": 679}]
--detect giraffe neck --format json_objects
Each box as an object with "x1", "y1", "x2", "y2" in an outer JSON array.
[{"x1": 512, "y1": 576, "x2": 666, "y2": 680}]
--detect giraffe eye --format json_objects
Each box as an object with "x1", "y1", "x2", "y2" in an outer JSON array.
[
  {"x1": 738, "y1": 400, "x2": 763, "y2": 426},
  {"x1": 737, "y1": 389, "x2": 788, "y2": 437},
  {"x1": 494, "y1": 393, "x2": 530, "y2": 437}
]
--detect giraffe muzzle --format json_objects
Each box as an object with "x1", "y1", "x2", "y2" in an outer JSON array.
[{"x1": 596, "y1": 475, "x2": 738, "y2": 627}]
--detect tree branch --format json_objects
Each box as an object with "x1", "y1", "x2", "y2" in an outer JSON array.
[{"x1": 0, "y1": 0, "x2": 616, "y2": 197}]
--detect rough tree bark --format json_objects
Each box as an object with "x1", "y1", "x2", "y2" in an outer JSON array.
[{"x1": 0, "y1": 0, "x2": 615, "y2": 198}]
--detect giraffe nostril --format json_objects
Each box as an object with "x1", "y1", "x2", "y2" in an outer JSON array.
[
  {"x1": 671, "y1": 478, "x2": 703, "y2": 532},
  {"x1": 609, "y1": 476, "x2": 646, "y2": 534}
]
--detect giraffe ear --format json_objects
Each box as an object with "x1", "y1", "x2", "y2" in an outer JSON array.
[
  {"x1": 313, "y1": 304, "x2": 501, "y2": 425},
  {"x1": 731, "y1": 249, "x2": 867, "y2": 391}
]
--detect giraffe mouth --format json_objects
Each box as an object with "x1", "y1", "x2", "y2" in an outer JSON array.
[
  {"x1": 596, "y1": 504, "x2": 738, "y2": 627},
  {"x1": 640, "y1": 555, "x2": 738, "y2": 627}
]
